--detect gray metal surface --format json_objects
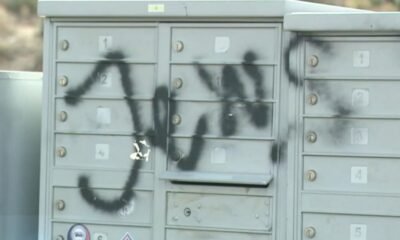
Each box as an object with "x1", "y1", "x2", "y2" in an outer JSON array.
[{"x1": 0, "y1": 71, "x2": 42, "y2": 240}]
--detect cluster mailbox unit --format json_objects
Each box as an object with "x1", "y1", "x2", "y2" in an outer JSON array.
[{"x1": 37, "y1": 1, "x2": 400, "y2": 240}]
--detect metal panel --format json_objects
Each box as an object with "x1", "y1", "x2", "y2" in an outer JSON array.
[
  {"x1": 305, "y1": 39, "x2": 400, "y2": 78},
  {"x1": 56, "y1": 63, "x2": 156, "y2": 98},
  {"x1": 304, "y1": 118, "x2": 400, "y2": 155},
  {"x1": 53, "y1": 187, "x2": 153, "y2": 224},
  {"x1": 304, "y1": 155, "x2": 400, "y2": 194},
  {"x1": 171, "y1": 102, "x2": 273, "y2": 138},
  {"x1": 0, "y1": 72, "x2": 42, "y2": 240},
  {"x1": 171, "y1": 26, "x2": 279, "y2": 63},
  {"x1": 54, "y1": 134, "x2": 153, "y2": 170},
  {"x1": 166, "y1": 229, "x2": 271, "y2": 240},
  {"x1": 166, "y1": 192, "x2": 272, "y2": 231},
  {"x1": 302, "y1": 213, "x2": 400, "y2": 240},
  {"x1": 56, "y1": 26, "x2": 157, "y2": 61},
  {"x1": 170, "y1": 64, "x2": 275, "y2": 101},
  {"x1": 305, "y1": 80, "x2": 400, "y2": 116},
  {"x1": 55, "y1": 99, "x2": 153, "y2": 133}
]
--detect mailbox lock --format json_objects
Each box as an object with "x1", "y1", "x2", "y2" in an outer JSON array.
[
  {"x1": 171, "y1": 114, "x2": 182, "y2": 125},
  {"x1": 306, "y1": 131, "x2": 318, "y2": 143},
  {"x1": 57, "y1": 146, "x2": 67, "y2": 158},
  {"x1": 305, "y1": 170, "x2": 318, "y2": 182},
  {"x1": 171, "y1": 150, "x2": 184, "y2": 162},
  {"x1": 184, "y1": 207, "x2": 192, "y2": 217},
  {"x1": 58, "y1": 76, "x2": 69, "y2": 87},
  {"x1": 308, "y1": 55, "x2": 319, "y2": 67},
  {"x1": 307, "y1": 93, "x2": 318, "y2": 105},
  {"x1": 59, "y1": 111, "x2": 68, "y2": 122},
  {"x1": 55, "y1": 235, "x2": 64, "y2": 240},
  {"x1": 56, "y1": 200, "x2": 66, "y2": 211},
  {"x1": 174, "y1": 41, "x2": 184, "y2": 52},
  {"x1": 304, "y1": 226, "x2": 316, "y2": 238},
  {"x1": 173, "y1": 77, "x2": 184, "y2": 89},
  {"x1": 60, "y1": 40, "x2": 69, "y2": 51}
]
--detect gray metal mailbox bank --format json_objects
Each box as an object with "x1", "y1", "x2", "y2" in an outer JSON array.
[{"x1": 38, "y1": 1, "x2": 400, "y2": 240}]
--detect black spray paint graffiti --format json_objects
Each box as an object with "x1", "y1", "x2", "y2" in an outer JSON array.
[{"x1": 64, "y1": 50, "x2": 272, "y2": 213}]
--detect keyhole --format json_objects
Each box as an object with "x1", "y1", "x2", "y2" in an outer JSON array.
[{"x1": 184, "y1": 207, "x2": 191, "y2": 217}]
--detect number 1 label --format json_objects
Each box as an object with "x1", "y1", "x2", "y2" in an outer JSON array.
[{"x1": 99, "y1": 36, "x2": 113, "y2": 53}]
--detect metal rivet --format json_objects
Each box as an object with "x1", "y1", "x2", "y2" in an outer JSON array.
[
  {"x1": 306, "y1": 131, "x2": 318, "y2": 143},
  {"x1": 304, "y1": 226, "x2": 316, "y2": 238},
  {"x1": 174, "y1": 41, "x2": 184, "y2": 52},
  {"x1": 171, "y1": 150, "x2": 184, "y2": 162},
  {"x1": 184, "y1": 208, "x2": 192, "y2": 217},
  {"x1": 173, "y1": 77, "x2": 183, "y2": 89},
  {"x1": 57, "y1": 147, "x2": 67, "y2": 158},
  {"x1": 56, "y1": 200, "x2": 66, "y2": 211},
  {"x1": 305, "y1": 170, "x2": 318, "y2": 182},
  {"x1": 307, "y1": 93, "x2": 318, "y2": 105},
  {"x1": 60, "y1": 40, "x2": 69, "y2": 51},
  {"x1": 171, "y1": 114, "x2": 182, "y2": 125},
  {"x1": 55, "y1": 235, "x2": 64, "y2": 240},
  {"x1": 309, "y1": 55, "x2": 319, "y2": 67},
  {"x1": 172, "y1": 216, "x2": 179, "y2": 221},
  {"x1": 59, "y1": 111, "x2": 68, "y2": 122},
  {"x1": 58, "y1": 76, "x2": 69, "y2": 87}
]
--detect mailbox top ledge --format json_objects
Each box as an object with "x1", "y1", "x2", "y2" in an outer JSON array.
[
  {"x1": 38, "y1": 0, "x2": 363, "y2": 18},
  {"x1": 285, "y1": 12, "x2": 400, "y2": 32}
]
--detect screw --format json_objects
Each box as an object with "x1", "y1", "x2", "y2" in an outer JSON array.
[
  {"x1": 57, "y1": 147, "x2": 67, "y2": 158},
  {"x1": 305, "y1": 170, "x2": 318, "y2": 182},
  {"x1": 60, "y1": 40, "x2": 69, "y2": 51},
  {"x1": 174, "y1": 41, "x2": 184, "y2": 52},
  {"x1": 173, "y1": 78, "x2": 183, "y2": 89},
  {"x1": 306, "y1": 131, "x2": 317, "y2": 143},
  {"x1": 59, "y1": 111, "x2": 68, "y2": 122},
  {"x1": 307, "y1": 93, "x2": 318, "y2": 105},
  {"x1": 309, "y1": 55, "x2": 319, "y2": 67}
]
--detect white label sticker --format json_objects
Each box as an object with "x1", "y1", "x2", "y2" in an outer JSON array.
[
  {"x1": 94, "y1": 233, "x2": 108, "y2": 240},
  {"x1": 353, "y1": 50, "x2": 370, "y2": 68},
  {"x1": 97, "y1": 72, "x2": 112, "y2": 87},
  {"x1": 215, "y1": 37, "x2": 230, "y2": 53},
  {"x1": 350, "y1": 224, "x2": 367, "y2": 240},
  {"x1": 148, "y1": 4, "x2": 165, "y2": 13},
  {"x1": 99, "y1": 36, "x2": 113, "y2": 52},
  {"x1": 96, "y1": 107, "x2": 111, "y2": 126},
  {"x1": 121, "y1": 232, "x2": 134, "y2": 240},
  {"x1": 119, "y1": 200, "x2": 135, "y2": 216},
  {"x1": 211, "y1": 147, "x2": 226, "y2": 164},
  {"x1": 352, "y1": 89, "x2": 369, "y2": 107},
  {"x1": 95, "y1": 144, "x2": 110, "y2": 160},
  {"x1": 351, "y1": 167, "x2": 368, "y2": 184},
  {"x1": 351, "y1": 128, "x2": 368, "y2": 145}
]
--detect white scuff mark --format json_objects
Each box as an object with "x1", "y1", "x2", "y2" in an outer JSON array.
[{"x1": 130, "y1": 140, "x2": 151, "y2": 162}]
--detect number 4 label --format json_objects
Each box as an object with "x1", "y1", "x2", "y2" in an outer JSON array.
[
  {"x1": 351, "y1": 167, "x2": 368, "y2": 184},
  {"x1": 350, "y1": 224, "x2": 367, "y2": 240}
]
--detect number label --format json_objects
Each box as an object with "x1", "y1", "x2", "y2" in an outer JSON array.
[
  {"x1": 350, "y1": 224, "x2": 367, "y2": 240},
  {"x1": 96, "y1": 72, "x2": 112, "y2": 87},
  {"x1": 99, "y1": 36, "x2": 113, "y2": 52}
]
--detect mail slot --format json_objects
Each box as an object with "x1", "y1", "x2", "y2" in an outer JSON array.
[
  {"x1": 170, "y1": 64, "x2": 275, "y2": 101},
  {"x1": 56, "y1": 63, "x2": 156, "y2": 98},
  {"x1": 171, "y1": 25, "x2": 280, "y2": 62},
  {"x1": 303, "y1": 213, "x2": 400, "y2": 240},
  {"x1": 166, "y1": 229, "x2": 271, "y2": 240},
  {"x1": 171, "y1": 101, "x2": 273, "y2": 138},
  {"x1": 56, "y1": 25, "x2": 157, "y2": 60},
  {"x1": 305, "y1": 38, "x2": 400, "y2": 78},
  {"x1": 53, "y1": 222, "x2": 151, "y2": 240},
  {"x1": 304, "y1": 155, "x2": 400, "y2": 194},
  {"x1": 166, "y1": 192, "x2": 271, "y2": 230},
  {"x1": 305, "y1": 80, "x2": 400, "y2": 116},
  {"x1": 304, "y1": 118, "x2": 400, "y2": 155},
  {"x1": 55, "y1": 99, "x2": 153, "y2": 133},
  {"x1": 55, "y1": 134, "x2": 153, "y2": 170},
  {"x1": 53, "y1": 187, "x2": 153, "y2": 224}
]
